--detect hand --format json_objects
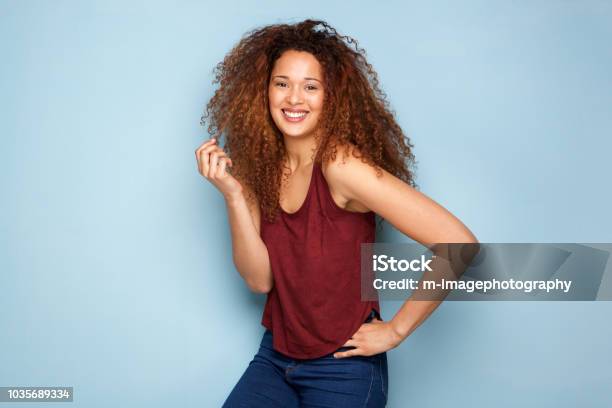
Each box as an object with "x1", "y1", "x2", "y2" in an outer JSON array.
[
  {"x1": 195, "y1": 138, "x2": 243, "y2": 198},
  {"x1": 333, "y1": 318, "x2": 403, "y2": 359}
]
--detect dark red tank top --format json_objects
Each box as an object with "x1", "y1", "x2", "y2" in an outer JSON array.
[{"x1": 260, "y1": 161, "x2": 380, "y2": 359}]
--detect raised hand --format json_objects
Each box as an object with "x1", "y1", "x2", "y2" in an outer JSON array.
[{"x1": 195, "y1": 138, "x2": 243, "y2": 198}]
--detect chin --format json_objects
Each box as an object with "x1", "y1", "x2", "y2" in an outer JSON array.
[{"x1": 279, "y1": 127, "x2": 314, "y2": 138}]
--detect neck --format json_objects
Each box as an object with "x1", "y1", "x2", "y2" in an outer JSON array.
[{"x1": 282, "y1": 134, "x2": 318, "y2": 170}]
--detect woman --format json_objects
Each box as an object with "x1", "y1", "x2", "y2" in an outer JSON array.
[{"x1": 196, "y1": 19, "x2": 477, "y2": 407}]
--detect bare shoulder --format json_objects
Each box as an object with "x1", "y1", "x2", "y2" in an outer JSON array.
[
  {"x1": 322, "y1": 144, "x2": 478, "y2": 245},
  {"x1": 322, "y1": 142, "x2": 382, "y2": 187},
  {"x1": 321, "y1": 142, "x2": 383, "y2": 212}
]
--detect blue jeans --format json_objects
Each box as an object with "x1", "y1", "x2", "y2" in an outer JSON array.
[{"x1": 223, "y1": 313, "x2": 388, "y2": 407}]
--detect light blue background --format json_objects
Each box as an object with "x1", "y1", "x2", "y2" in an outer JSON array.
[{"x1": 1, "y1": 0, "x2": 611, "y2": 407}]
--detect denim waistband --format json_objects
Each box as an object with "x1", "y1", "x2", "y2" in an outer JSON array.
[
  {"x1": 364, "y1": 308, "x2": 381, "y2": 323},
  {"x1": 261, "y1": 309, "x2": 383, "y2": 359}
]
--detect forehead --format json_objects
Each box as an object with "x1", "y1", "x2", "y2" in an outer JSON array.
[{"x1": 271, "y1": 50, "x2": 323, "y2": 79}]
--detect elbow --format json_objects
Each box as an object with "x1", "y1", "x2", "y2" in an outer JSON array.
[
  {"x1": 458, "y1": 230, "x2": 480, "y2": 255},
  {"x1": 455, "y1": 229, "x2": 479, "y2": 245},
  {"x1": 465, "y1": 234, "x2": 479, "y2": 245},
  {"x1": 243, "y1": 271, "x2": 273, "y2": 294},
  {"x1": 456, "y1": 232, "x2": 480, "y2": 268},
  {"x1": 468, "y1": 228, "x2": 478, "y2": 244},
  {"x1": 247, "y1": 280, "x2": 273, "y2": 294},
  {"x1": 233, "y1": 257, "x2": 273, "y2": 294}
]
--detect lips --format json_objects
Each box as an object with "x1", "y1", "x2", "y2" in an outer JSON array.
[{"x1": 282, "y1": 108, "x2": 309, "y2": 122}]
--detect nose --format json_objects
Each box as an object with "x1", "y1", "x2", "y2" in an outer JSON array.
[{"x1": 287, "y1": 86, "x2": 303, "y2": 105}]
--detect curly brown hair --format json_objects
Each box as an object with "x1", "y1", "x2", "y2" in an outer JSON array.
[{"x1": 201, "y1": 19, "x2": 417, "y2": 222}]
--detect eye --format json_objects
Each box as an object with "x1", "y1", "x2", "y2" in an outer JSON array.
[
  {"x1": 275, "y1": 82, "x2": 288, "y2": 88},
  {"x1": 306, "y1": 84, "x2": 318, "y2": 91}
]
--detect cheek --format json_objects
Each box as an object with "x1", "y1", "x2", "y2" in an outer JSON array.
[
  {"x1": 267, "y1": 91, "x2": 283, "y2": 126},
  {"x1": 268, "y1": 88, "x2": 281, "y2": 109},
  {"x1": 309, "y1": 95, "x2": 324, "y2": 117},
  {"x1": 308, "y1": 94, "x2": 324, "y2": 111}
]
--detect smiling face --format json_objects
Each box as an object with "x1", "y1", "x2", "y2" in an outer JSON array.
[{"x1": 268, "y1": 50, "x2": 325, "y2": 140}]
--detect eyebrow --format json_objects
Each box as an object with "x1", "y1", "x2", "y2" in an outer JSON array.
[{"x1": 272, "y1": 75, "x2": 322, "y2": 84}]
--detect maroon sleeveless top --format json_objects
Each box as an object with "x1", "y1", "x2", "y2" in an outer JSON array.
[{"x1": 260, "y1": 161, "x2": 380, "y2": 359}]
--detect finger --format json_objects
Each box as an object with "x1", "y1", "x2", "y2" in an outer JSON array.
[
  {"x1": 208, "y1": 152, "x2": 220, "y2": 178},
  {"x1": 213, "y1": 156, "x2": 227, "y2": 178},
  {"x1": 217, "y1": 157, "x2": 228, "y2": 177},
  {"x1": 342, "y1": 338, "x2": 358, "y2": 347},
  {"x1": 208, "y1": 151, "x2": 228, "y2": 178},
  {"x1": 199, "y1": 137, "x2": 216, "y2": 150},
  {"x1": 199, "y1": 144, "x2": 221, "y2": 177},
  {"x1": 225, "y1": 158, "x2": 233, "y2": 175},
  {"x1": 196, "y1": 139, "x2": 217, "y2": 161},
  {"x1": 334, "y1": 348, "x2": 362, "y2": 359},
  {"x1": 195, "y1": 138, "x2": 216, "y2": 160},
  {"x1": 199, "y1": 149, "x2": 208, "y2": 176},
  {"x1": 200, "y1": 143, "x2": 221, "y2": 157}
]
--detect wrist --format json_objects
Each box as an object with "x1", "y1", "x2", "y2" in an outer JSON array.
[
  {"x1": 389, "y1": 318, "x2": 411, "y2": 343},
  {"x1": 224, "y1": 189, "x2": 245, "y2": 206}
]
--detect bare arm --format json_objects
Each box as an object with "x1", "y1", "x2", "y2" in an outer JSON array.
[
  {"x1": 224, "y1": 185, "x2": 273, "y2": 294},
  {"x1": 195, "y1": 138, "x2": 273, "y2": 294},
  {"x1": 325, "y1": 146, "x2": 478, "y2": 358}
]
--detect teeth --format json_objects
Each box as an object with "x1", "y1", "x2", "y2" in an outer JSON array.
[{"x1": 283, "y1": 110, "x2": 307, "y2": 118}]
